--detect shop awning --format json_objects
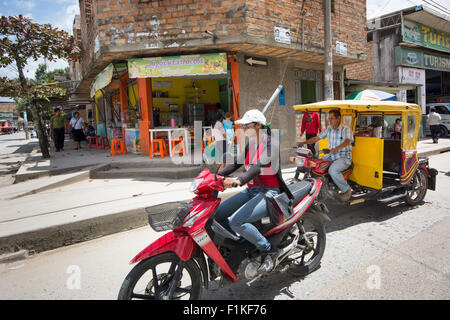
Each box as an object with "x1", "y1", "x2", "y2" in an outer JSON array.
[
  {"x1": 127, "y1": 53, "x2": 227, "y2": 78},
  {"x1": 90, "y1": 63, "x2": 114, "y2": 97}
]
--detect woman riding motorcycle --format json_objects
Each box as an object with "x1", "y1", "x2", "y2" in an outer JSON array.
[{"x1": 216, "y1": 109, "x2": 290, "y2": 273}]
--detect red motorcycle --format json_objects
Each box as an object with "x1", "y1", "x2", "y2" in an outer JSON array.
[{"x1": 118, "y1": 168, "x2": 328, "y2": 300}]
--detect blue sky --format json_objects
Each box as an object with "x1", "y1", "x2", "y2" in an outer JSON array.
[{"x1": 0, "y1": 0, "x2": 448, "y2": 80}]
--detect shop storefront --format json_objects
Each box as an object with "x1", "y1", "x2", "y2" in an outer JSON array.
[{"x1": 90, "y1": 53, "x2": 239, "y2": 156}]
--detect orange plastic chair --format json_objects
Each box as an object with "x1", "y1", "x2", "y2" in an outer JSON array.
[
  {"x1": 110, "y1": 138, "x2": 127, "y2": 156},
  {"x1": 171, "y1": 137, "x2": 185, "y2": 156},
  {"x1": 150, "y1": 139, "x2": 168, "y2": 158}
]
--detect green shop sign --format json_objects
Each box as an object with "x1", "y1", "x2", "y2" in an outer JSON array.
[
  {"x1": 395, "y1": 46, "x2": 450, "y2": 72},
  {"x1": 402, "y1": 18, "x2": 450, "y2": 54},
  {"x1": 128, "y1": 53, "x2": 227, "y2": 78}
]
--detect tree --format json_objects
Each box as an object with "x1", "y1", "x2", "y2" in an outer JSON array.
[{"x1": 0, "y1": 15, "x2": 80, "y2": 158}]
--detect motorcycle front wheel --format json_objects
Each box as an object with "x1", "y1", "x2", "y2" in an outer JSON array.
[
  {"x1": 118, "y1": 252, "x2": 202, "y2": 300},
  {"x1": 288, "y1": 212, "x2": 326, "y2": 277}
]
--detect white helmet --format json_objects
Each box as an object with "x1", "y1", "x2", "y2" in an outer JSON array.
[{"x1": 235, "y1": 109, "x2": 267, "y2": 125}]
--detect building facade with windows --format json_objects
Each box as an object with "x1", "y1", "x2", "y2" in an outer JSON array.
[{"x1": 70, "y1": 0, "x2": 368, "y2": 156}]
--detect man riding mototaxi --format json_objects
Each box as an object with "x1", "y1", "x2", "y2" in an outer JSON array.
[{"x1": 297, "y1": 109, "x2": 353, "y2": 202}]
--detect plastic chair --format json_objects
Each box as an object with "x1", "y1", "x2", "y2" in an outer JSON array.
[
  {"x1": 110, "y1": 138, "x2": 127, "y2": 156},
  {"x1": 150, "y1": 139, "x2": 168, "y2": 158},
  {"x1": 171, "y1": 137, "x2": 185, "y2": 156},
  {"x1": 88, "y1": 136, "x2": 97, "y2": 149},
  {"x1": 96, "y1": 136, "x2": 107, "y2": 150}
]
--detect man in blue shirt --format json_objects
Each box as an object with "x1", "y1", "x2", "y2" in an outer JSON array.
[{"x1": 297, "y1": 109, "x2": 353, "y2": 201}]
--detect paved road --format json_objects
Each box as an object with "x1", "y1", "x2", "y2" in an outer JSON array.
[
  {"x1": 0, "y1": 132, "x2": 37, "y2": 186},
  {"x1": 0, "y1": 152, "x2": 448, "y2": 300}
]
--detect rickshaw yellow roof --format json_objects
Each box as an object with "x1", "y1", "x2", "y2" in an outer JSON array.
[{"x1": 293, "y1": 100, "x2": 422, "y2": 114}]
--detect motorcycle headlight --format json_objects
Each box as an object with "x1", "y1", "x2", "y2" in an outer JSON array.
[
  {"x1": 190, "y1": 178, "x2": 204, "y2": 193},
  {"x1": 295, "y1": 157, "x2": 305, "y2": 167}
]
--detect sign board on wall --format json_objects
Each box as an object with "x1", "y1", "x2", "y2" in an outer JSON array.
[
  {"x1": 394, "y1": 46, "x2": 450, "y2": 72},
  {"x1": 90, "y1": 63, "x2": 114, "y2": 97},
  {"x1": 336, "y1": 41, "x2": 347, "y2": 55},
  {"x1": 399, "y1": 67, "x2": 425, "y2": 84},
  {"x1": 127, "y1": 53, "x2": 227, "y2": 78},
  {"x1": 274, "y1": 27, "x2": 291, "y2": 44},
  {"x1": 402, "y1": 18, "x2": 450, "y2": 54}
]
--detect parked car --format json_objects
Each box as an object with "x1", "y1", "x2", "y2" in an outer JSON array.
[{"x1": 425, "y1": 103, "x2": 450, "y2": 138}]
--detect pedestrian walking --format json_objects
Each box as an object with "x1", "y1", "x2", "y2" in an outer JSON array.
[
  {"x1": 50, "y1": 108, "x2": 66, "y2": 152},
  {"x1": 428, "y1": 109, "x2": 442, "y2": 143},
  {"x1": 300, "y1": 111, "x2": 322, "y2": 156},
  {"x1": 70, "y1": 112, "x2": 85, "y2": 150}
]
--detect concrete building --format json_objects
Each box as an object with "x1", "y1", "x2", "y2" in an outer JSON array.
[
  {"x1": 70, "y1": 0, "x2": 368, "y2": 156},
  {"x1": 345, "y1": 4, "x2": 450, "y2": 113}
]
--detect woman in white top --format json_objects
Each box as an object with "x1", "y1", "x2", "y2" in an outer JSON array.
[
  {"x1": 212, "y1": 112, "x2": 227, "y2": 171},
  {"x1": 69, "y1": 112, "x2": 85, "y2": 150}
]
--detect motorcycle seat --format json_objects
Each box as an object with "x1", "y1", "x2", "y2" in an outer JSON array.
[
  {"x1": 287, "y1": 180, "x2": 313, "y2": 206},
  {"x1": 265, "y1": 180, "x2": 312, "y2": 225}
]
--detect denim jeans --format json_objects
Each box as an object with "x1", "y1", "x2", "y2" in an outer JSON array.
[
  {"x1": 327, "y1": 157, "x2": 352, "y2": 193},
  {"x1": 215, "y1": 186, "x2": 280, "y2": 251}
]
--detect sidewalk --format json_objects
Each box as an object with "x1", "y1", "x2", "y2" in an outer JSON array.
[{"x1": 0, "y1": 136, "x2": 449, "y2": 257}]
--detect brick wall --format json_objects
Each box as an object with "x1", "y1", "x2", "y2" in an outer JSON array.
[
  {"x1": 95, "y1": 0, "x2": 247, "y2": 47},
  {"x1": 246, "y1": 0, "x2": 367, "y2": 56},
  {"x1": 83, "y1": 0, "x2": 366, "y2": 58},
  {"x1": 344, "y1": 41, "x2": 372, "y2": 81}
]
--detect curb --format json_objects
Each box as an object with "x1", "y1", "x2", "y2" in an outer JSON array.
[
  {"x1": 0, "y1": 190, "x2": 241, "y2": 256},
  {"x1": 8, "y1": 164, "x2": 110, "y2": 200},
  {"x1": 418, "y1": 146, "x2": 450, "y2": 158}
]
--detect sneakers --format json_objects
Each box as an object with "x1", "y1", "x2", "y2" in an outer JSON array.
[
  {"x1": 339, "y1": 187, "x2": 352, "y2": 202},
  {"x1": 257, "y1": 247, "x2": 280, "y2": 274}
]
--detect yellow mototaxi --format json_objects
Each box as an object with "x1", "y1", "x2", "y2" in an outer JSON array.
[{"x1": 292, "y1": 100, "x2": 438, "y2": 206}]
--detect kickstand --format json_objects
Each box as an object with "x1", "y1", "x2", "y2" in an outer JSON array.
[{"x1": 281, "y1": 287, "x2": 295, "y2": 299}]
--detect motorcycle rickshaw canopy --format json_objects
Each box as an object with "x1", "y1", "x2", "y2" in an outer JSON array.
[{"x1": 293, "y1": 100, "x2": 423, "y2": 190}]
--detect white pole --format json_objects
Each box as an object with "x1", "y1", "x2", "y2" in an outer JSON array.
[{"x1": 262, "y1": 84, "x2": 283, "y2": 115}]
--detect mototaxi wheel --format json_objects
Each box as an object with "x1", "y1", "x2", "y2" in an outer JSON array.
[
  {"x1": 404, "y1": 169, "x2": 428, "y2": 206},
  {"x1": 118, "y1": 252, "x2": 202, "y2": 300}
]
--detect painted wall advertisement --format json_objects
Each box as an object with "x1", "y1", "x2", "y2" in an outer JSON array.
[
  {"x1": 128, "y1": 53, "x2": 227, "y2": 78},
  {"x1": 395, "y1": 46, "x2": 450, "y2": 72},
  {"x1": 402, "y1": 18, "x2": 450, "y2": 54}
]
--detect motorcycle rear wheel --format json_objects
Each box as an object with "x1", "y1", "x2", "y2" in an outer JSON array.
[
  {"x1": 118, "y1": 252, "x2": 202, "y2": 300},
  {"x1": 288, "y1": 213, "x2": 326, "y2": 277}
]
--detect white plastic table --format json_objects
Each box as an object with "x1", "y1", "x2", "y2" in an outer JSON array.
[{"x1": 149, "y1": 127, "x2": 190, "y2": 157}]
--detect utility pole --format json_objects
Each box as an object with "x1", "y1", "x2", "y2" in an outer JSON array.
[{"x1": 323, "y1": 0, "x2": 334, "y2": 100}]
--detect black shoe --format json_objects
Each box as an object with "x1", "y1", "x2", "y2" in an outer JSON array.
[
  {"x1": 56, "y1": 149, "x2": 60, "y2": 152},
  {"x1": 257, "y1": 247, "x2": 280, "y2": 273}
]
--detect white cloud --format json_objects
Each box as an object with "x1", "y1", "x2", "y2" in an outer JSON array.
[
  {"x1": 15, "y1": 0, "x2": 36, "y2": 11},
  {"x1": 0, "y1": 58, "x2": 69, "y2": 80},
  {"x1": 367, "y1": 0, "x2": 449, "y2": 19},
  {"x1": 52, "y1": 3, "x2": 80, "y2": 33}
]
